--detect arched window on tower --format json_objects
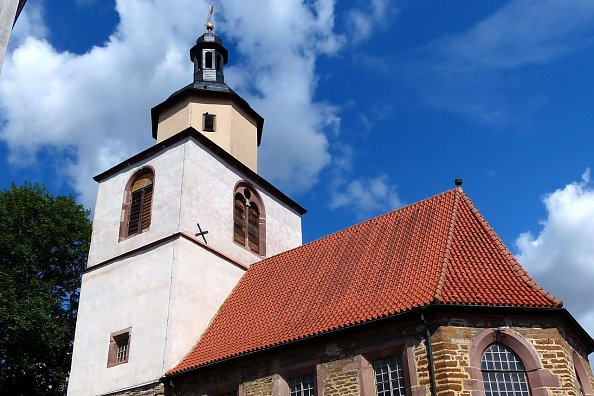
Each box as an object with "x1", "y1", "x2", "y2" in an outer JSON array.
[
  {"x1": 120, "y1": 168, "x2": 154, "y2": 239},
  {"x1": 233, "y1": 182, "x2": 265, "y2": 256},
  {"x1": 481, "y1": 343, "x2": 531, "y2": 396}
]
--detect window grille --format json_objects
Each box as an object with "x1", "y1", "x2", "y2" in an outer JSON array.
[
  {"x1": 288, "y1": 374, "x2": 316, "y2": 396},
  {"x1": 374, "y1": 356, "x2": 406, "y2": 396},
  {"x1": 481, "y1": 343, "x2": 531, "y2": 396},
  {"x1": 116, "y1": 337, "x2": 129, "y2": 363}
]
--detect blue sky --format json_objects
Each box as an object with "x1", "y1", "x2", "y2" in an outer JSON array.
[{"x1": 2, "y1": 0, "x2": 594, "y2": 345}]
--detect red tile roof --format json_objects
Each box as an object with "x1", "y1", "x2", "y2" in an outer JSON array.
[{"x1": 169, "y1": 188, "x2": 560, "y2": 375}]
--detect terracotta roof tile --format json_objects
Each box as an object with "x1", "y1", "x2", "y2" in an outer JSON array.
[{"x1": 168, "y1": 188, "x2": 560, "y2": 375}]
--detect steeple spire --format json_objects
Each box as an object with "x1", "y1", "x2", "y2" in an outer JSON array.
[
  {"x1": 205, "y1": 4, "x2": 215, "y2": 32},
  {"x1": 190, "y1": 4, "x2": 228, "y2": 84}
]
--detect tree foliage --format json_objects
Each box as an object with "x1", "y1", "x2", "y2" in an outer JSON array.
[{"x1": 0, "y1": 184, "x2": 92, "y2": 395}]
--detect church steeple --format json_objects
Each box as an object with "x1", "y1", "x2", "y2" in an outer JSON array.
[
  {"x1": 150, "y1": 5, "x2": 264, "y2": 172},
  {"x1": 189, "y1": 11, "x2": 228, "y2": 84}
]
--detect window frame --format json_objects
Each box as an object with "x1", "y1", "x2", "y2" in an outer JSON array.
[
  {"x1": 370, "y1": 354, "x2": 407, "y2": 396},
  {"x1": 573, "y1": 350, "x2": 594, "y2": 396},
  {"x1": 356, "y1": 339, "x2": 419, "y2": 396},
  {"x1": 480, "y1": 343, "x2": 531, "y2": 396},
  {"x1": 467, "y1": 328, "x2": 560, "y2": 396},
  {"x1": 233, "y1": 181, "x2": 266, "y2": 256},
  {"x1": 272, "y1": 362, "x2": 321, "y2": 396},
  {"x1": 203, "y1": 112, "x2": 216, "y2": 132},
  {"x1": 119, "y1": 167, "x2": 155, "y2": 241},
  {"x1": 107, "y1": 328, "x2": 131, "y2": 368}
]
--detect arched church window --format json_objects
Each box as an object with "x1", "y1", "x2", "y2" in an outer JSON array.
[
  {"x1": 481, "y1": 343, "x2": 530, "y2": 396},
  {"x1": 205, "y1": 51, "x2": 213, "y2": 69},
  {"x1": 233, "y1": 182, "x2": 265, "y2": 255},
  {"x1": 120, "y1": 168, "x2": 154, "y2": 239},
  {"x1": 573, "y1": 350, "x2": 594, "y2": 396}
]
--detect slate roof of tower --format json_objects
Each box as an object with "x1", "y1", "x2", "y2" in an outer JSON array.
[{"x1": 168, "y1": 187, "x2": 561, "y2": 375}]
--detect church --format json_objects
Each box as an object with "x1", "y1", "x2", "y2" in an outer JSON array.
[{"x1": 67, "y1": 18, "x2": 594, "y2": 396}]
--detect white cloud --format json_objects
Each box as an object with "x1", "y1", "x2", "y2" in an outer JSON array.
[
  {"x1": 330, "y1": 174, "x2": 402, "y2": 218},
  {"x1": 346, "y1": 0, "x2": 393, "y2": 43},
  {"x1": 516, "y1": 170, "x2": 594, "y2": 336},
  {"x1": 0, "y1": 0, "x2": 344, "y2": 209}
]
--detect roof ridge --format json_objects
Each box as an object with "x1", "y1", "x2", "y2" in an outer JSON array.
[
  {"x1": 458, "y1": 192, "x2": 562, "y2": 307},
  {"x1": 433, "y1": 187, "x2": 462, "y2": 303}
]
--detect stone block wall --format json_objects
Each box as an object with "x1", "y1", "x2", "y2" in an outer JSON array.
[
  {"x1": 156, "y1": 312, "x2": 593, "y2": 396},
  {"x1": 244, "y1": 376, "x2": 273, "y2": 396},
  {"x1": 430, "y1": 315, "x2": 594, "y2": 396},
  {"x1": 317, "y1": 357, "x2": 360, "y2": 396}
]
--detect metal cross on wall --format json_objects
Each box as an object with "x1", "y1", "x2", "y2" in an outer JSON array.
[{"x1": 196, "y1": 223, "x2": 209, "y2": 244}]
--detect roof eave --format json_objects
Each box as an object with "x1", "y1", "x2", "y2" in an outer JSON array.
[{"x1": 164, "y1": 303, "x2": 587, "y2": 379}]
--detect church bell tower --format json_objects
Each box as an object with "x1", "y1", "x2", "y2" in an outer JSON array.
[{"x1": 67, "y1": 10, "x2": 305, "y2": 396}]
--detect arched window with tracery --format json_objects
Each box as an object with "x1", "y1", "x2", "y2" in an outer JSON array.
[
  {"x1": 233, "y1": 182, "x2": 265, "y2": 256},
  {"x1": 481, "y1": 343, "x2": 530, "y2": 396},
  {"x1": 120, "y1": 168, "x2": 154, "y2": 239}
]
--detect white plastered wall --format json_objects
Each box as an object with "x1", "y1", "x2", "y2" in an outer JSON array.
[
  {"x1": 178, "y1": 138, "x2": 303, "y2": 264},
  {"x1": 68, "y1": 242, "x2": 175, "y2": 396},
  {"x1": 68, "y1": 237, "x2": 246, "y2": 396},
  {"x1": 88, "y1": 136, "x2": 302, "y2": 269},
  {"x1": 87, "y1": 140, "x2": 186, "y2": 267},
  {"x1": 69, "y1": 135, "x2": 302, "y2": 396}
]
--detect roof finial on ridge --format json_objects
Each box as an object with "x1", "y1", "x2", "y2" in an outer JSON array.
[
  {"x1": 454, "y1": 178, "x2": 463, "y2": 187},
  {"x1": 205, "y1": 3, "x2": 215, "y2": 32}
]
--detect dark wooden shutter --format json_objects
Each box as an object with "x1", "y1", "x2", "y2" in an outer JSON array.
[
  {"x1": 127, "y1": 173, "x2": 153, "y2": 237},
  {"x1": 247, "y1": 205, "x2": 259, "y2": 253},
  {"x1": 234, "y1": 196, "x2": 246, "y2": 245},
  {"x1": 140, "y1": 185, "x2": 153, "y2": 231},
  {"x1": 127, "y1": 189, "x2": 143, "y2": 236}
]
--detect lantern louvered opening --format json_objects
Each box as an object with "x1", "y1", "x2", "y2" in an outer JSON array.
[{"x1": 126, "y1": 172, "x2": 153, "y2": 237}]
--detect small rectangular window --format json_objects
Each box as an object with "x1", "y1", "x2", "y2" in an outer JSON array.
[
  {"x1": 107, "y1": 329, "x2": 131, "y2": 367},
  {"x1": 288, "y1": 374, "x2": 316, "y2": 396},
  {"x1": 203, "y1": 113, "x2": 216, "y2": 132}
]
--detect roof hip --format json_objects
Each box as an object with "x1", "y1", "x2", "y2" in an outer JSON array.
[{"x1": 433, "y1": 187, "x2": 462, "y2": 303}]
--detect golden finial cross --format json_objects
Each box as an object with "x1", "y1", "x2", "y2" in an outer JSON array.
[{"x1": 205, "y1": 4, "x2": 215, "y2": 32}]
